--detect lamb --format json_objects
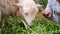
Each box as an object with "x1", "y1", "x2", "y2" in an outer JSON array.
[{"x1": 0, "y1": 0, "x2": 42, "y2": 28}]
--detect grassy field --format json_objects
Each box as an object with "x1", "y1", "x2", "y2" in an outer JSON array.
[{"x1": 0, "y1": 16, "x2": 60, "y2": 34}]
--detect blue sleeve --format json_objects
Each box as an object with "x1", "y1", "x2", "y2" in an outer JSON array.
[{"x1": 45, "y1": 0, "x2": 53, "y2": 11}]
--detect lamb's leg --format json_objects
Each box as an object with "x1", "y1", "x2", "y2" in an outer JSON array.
[
  {"x1": 1, "y1": 16, "x2": 7, "y2": 28},
  {"x1": 1, "y1": 19, "x2": 6, "y2": 28}
]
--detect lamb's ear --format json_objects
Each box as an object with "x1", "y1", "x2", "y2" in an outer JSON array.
[
  {"x1": 36, "y1": 4, "x2": 43, "y2": 7},
  {"x1": 13, "y1": 3, "x2": 22, "y2": 7}
]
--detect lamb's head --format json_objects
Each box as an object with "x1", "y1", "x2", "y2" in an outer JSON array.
[{"x1": 13, "y1": 1, "x2": 43, "y2": 26}]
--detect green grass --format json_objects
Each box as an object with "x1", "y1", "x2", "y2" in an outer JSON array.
[{"x1": 1, "y1": 16, "x2": 60, "y2": 34}]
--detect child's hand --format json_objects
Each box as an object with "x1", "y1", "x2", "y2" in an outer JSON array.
[{"x1": 42, "y1": 10, "x2": 52, "y2": 18}]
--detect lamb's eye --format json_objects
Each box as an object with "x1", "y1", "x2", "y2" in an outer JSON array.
[{"x1": 25, "y1": 13, "x2": 29, "y2": 16}]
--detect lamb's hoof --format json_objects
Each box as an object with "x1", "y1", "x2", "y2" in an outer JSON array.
[{"x1": 1, "y1": 24, "x2": 6, "y2": 28}]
